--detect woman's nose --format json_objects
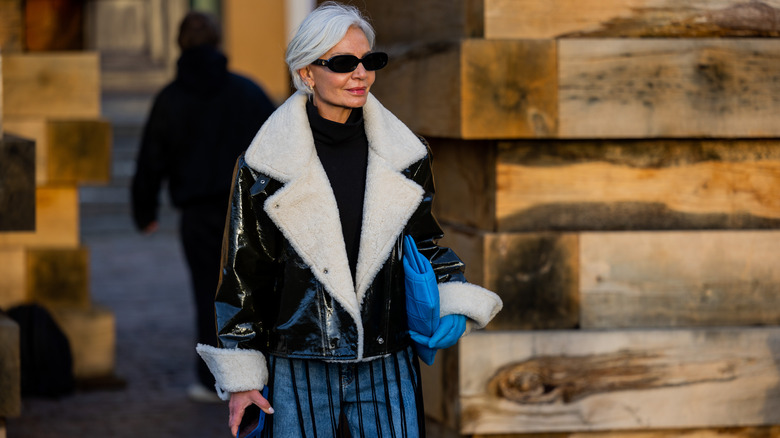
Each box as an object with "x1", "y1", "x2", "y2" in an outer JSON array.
[{"x1": 352, "y1": 63, "x2": 368, "y2": 78}]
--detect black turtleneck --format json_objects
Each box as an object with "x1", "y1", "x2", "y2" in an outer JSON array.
[{"x1": 306, "y1": 99, "x2": 368, "y2": 281}]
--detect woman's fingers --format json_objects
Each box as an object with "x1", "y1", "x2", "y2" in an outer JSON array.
[{"x1": 229, "y1": 389, "x2": 274, "y2": 436}]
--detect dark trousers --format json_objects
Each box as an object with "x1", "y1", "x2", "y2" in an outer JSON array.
[{"x1": 180, "y1": 202, "x2": 228, "y2": 388}]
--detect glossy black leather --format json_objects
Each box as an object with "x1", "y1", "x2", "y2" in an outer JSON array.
[{"x1": 215, "y1": 145, "x2": 466, "y2": 361}]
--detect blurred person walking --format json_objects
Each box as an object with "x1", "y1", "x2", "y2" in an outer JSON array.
[{"x1": 131, "y1": 10, "x2": 276, "y2": 402}]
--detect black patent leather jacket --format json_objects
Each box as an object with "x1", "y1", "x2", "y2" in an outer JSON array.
[{"x1": 214, "y1": 92, "x2": 468, "y2": 362}]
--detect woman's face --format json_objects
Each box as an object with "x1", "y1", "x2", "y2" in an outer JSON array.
[{"x1": 299, "y1": 26, "x2": 375, "y2": 123}]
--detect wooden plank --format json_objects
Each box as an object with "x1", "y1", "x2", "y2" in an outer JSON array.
[
  {"x1": 0, "y1": 186, "x2": 79, "y2": 248},
  {"x1": 3, "y1": 118, "x2": 111, "y2": 185},
  {"x1": 459, "y1": 328, "x2": 780, "y2": 434},
  {"x1": 461, "y1": 39, "x2": 558, "y2": 139},
  {"x1": 27, "y1": 247, "x2": 90, "y2": 310},
  {"x1": 580, "y1": 231, "x2": 780, "y2": 328},
  {"x1": 430, "y1": 138, "x2": 497, "y2": 231},
  {"x1": 472, "y1": 426, "x2": 780, "y2": 438},
  {"x1": 0, "y1": 248, "x2": 25, "y2": 309},
  {"x1": 3, "y1": 118, "x2": 49, "y2": 186},
  {"x1": 372, "y1": 39, "x2": 557, "y2": 139},
  {"x1": 2, "y1": 52, "x2": 100, "y2": 119},
  {"x1": 0, "y1": 0, "x2": 23, "y2": 52},
  {"x1": 0, "y1": 134, "x2": 35, "y2": 231},
  {"x1": 494, "y1": 139, "x2": 780, "y2": 231},
  {"x1": 25, "y1": 0, "x2": 85, "y2": 51},
  {"x1": 50, "y1": 306, "x2": 115, "y2": 379},
  {"x1": 372, "y1": 41, "x2": 461, "y2": 138},
  {"x1": 485, "y1": 0, "x2": 780, "y2": 39},
  {"x1": 431, "y1": 139, "x2": 780, "y2": 232},
  {"x1": 440, "y1": 227, "x2": 580, "y2": 330},
  {"x1": 559, "y1": 39, "x2": 780, "y2": 138},
  {"x1": 340, "y1": 0, "x2": 483, "y2": 45},
  {"x1": 0, "y1": 314, "x2": 20, "y2": 418},
  {"x1": 47, "y1": 119, "x2": 112, "y2": 185}
]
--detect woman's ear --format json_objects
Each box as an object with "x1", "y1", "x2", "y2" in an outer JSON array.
[{"x1": 298, "y1": 67, "x2": 313, "y2": 87}]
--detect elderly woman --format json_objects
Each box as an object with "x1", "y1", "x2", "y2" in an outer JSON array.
[{"x1": 196, "y1": 2, "x2": 502, "y2": 437}]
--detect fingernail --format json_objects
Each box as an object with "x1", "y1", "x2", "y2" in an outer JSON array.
[{"x1": 268, "y1": 407, "x2": 275, "y2": 414}]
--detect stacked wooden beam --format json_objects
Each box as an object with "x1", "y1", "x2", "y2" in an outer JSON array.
[
  {"x1": 0, "y1": 50, "x2": 23, "y2": 438},
  {"x1": 0, "y1": 51, "x2": 115, "y2": 384},
  {"x1": 349, "y1": 1, "x2": 780, "y2": 436}
]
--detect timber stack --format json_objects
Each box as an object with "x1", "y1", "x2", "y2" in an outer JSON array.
[
  {"x1": 346, "y1": 1, "x2": 780, "y2": 437},
  {"x1": 0, "y1": 0, "x2": 116, "y2": 428}
]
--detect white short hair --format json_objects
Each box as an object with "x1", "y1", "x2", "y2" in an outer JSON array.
[{"x1": 286, "y1": 2, "x2": 376, "y2": 93}]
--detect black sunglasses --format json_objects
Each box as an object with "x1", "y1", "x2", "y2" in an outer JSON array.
[{"x1": 311, "y1": 52, "x2": 388, "y2": 73}]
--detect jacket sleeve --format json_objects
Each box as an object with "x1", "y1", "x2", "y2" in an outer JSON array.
[
  {"x1": 196, "y1": 155, "x2": 278, "y2": 400},
  {"x1": 405, "y1": 140, "x2": 502, "y2": 330},
  {"x1": 131, "y1": 94, "x2": 168, "y2": 230}
]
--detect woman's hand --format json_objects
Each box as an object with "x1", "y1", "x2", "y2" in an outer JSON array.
[{"x1": 229, "y1": 389, "x2": 274, "y2": 436}]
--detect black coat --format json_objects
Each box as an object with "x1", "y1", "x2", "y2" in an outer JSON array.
[
  {"x1": 131, "y1": 46, "x2": 276, "y2": 229},
  {"x1": 196, "y1": 92, "x2": 502, "y2": 397}
]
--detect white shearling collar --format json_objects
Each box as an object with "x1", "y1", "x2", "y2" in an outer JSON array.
[
  {"x1": 244, "y1": 91, "x2": 425, "y2": 181},
  {"x1": 242, "y1": 91, "x2": 427, "y2": 361}
]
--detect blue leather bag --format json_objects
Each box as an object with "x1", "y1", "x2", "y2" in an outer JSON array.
[{"x1": 402, "y1": 235, "x2": 440, "y2": 365}]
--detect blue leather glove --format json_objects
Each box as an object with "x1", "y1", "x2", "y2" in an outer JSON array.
[{"x1": 410, "y1": 314, "x2": 467, "y2": 350}]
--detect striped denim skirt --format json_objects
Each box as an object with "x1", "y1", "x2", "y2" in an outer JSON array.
[{"x1": 259, "y1": 345, "x2": 424, "y2": 438}]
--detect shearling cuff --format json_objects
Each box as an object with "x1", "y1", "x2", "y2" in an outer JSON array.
[
  {"x1": 438, "y1": 281, "x2": 502, "y2": 329},
  {"x1": 195, "y1": 344, "x2": 268, "y2": 401}
]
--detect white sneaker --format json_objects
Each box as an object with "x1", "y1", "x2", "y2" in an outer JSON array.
[{"x1": 187, "y1": 383, "x2": 222, "y2": 403}]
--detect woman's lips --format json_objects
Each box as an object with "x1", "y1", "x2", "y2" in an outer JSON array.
[{"x1": 347, "y1": 87, "x2": 366, "y2": 95}]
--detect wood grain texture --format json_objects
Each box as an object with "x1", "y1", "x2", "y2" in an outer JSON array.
[
  {"x1": 371, "y1": 41, "x2": 462, "y2": 138},
  {"x1": 430, "y1": 138, "x2": 497, "y2": 231},
  {"x1": 495, "y1": 139, "x2": 780, "y2": 231},
  {"x1": 0, "y1": 0, "x2": 23, "y2": 52},
  {"x1": 472, "y1": 426, "x2": 780, "y2": 438},
  {"x1": 459, "y1": 328, "x2": 780, "y2": 434},
  {"x1": 430, "y1": 138, "x2": 780, "y2": 232},
  {"x1": 4, "y1": 118, "x2": 112, "y2": 186},
  {"x1": 339, "y1": 0, "x2": 483, "y2": 45},
  {"x1": 485, "y1": 0, "x2": 780, "y2": 38},
  {"x1": 580, "y1": 231, "x2": 780, "y2": 328},
  {"x1": 559, "y1": 39, "x2": 780, "y2": 138},
  {"x1": 0, "y1": 248, "x2": 25, "y2": 312},
  {"x1": 3, "y1": 118, "x2": 49, "y2": 186},
  {"x1": 24, "y1": 0, "x2": 84, "y2": 51},
  {"x1": 2, "y1": 52, "x2": 100, "y2": 119},
  {"x1": 439, "y1": 227, "x2": 580, "y2": 330},
  {"x1": 372, "y1": 39, "x2": 557, "y2": 139},
  {"x1": 0, "y1": 134, "x2": 35, "y2": 231},
  {"x1": 47, "y1": 120, "x2": 112, "y2": 184},
  {"x1": 0, "y1": 186, "x2": 79, "y2": 248},
  {"x1": 50, "y1": 306, "x2": 115, "y2": 379},
  {"x1": 27, "y1": 248, "x2": 90, "y2": 310}
]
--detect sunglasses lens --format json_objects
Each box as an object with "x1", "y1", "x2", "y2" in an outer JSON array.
[
  {"x1": 316, "y1": 53, "x2": 389, "y2": 73},
  {"x1": 362, "y1": 52, "x2": 388, "y2": 71},
  {"x1": 329, "y1": 55, "x2": 360, "y2": 73}
]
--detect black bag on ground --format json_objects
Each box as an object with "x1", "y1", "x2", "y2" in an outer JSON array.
[{"x1": 6, "y1": 304, "x2": 75, "y2": 397}]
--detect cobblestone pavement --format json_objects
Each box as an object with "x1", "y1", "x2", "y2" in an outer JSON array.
[{"x1": 5, "y1": 93, "x2": 234, "y2": 438}]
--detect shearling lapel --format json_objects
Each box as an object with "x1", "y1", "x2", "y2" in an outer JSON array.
[
  {"x1": 244, "y1": 92, "x2": 359, "y2": 322},
  {"x1": 264, "y1": 155, "x2": 358, "y2": 319},
  {"x1": 243, "y1": 91, "x2": 427, "y2": 320},
  {"x1": 354, "y1": 95, "x2": 428, "y2": 302}
]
